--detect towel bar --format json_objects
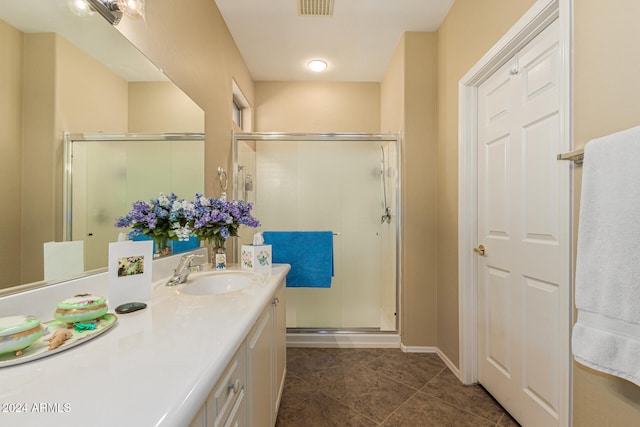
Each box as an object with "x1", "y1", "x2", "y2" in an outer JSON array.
[{"x1": 557, "y1": 148, "x2": 584, "y2": 164}]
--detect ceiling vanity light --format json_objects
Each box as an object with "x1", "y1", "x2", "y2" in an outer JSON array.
[
  {"x1": 117, "y1": 0, "x2": 145, "y2": 18},
  {"x1": 67, "y1": 0, "x2": 95, "y2": 17},
  {"x1": 307, "y1": 59, "x2": 328, "y2": 73},
  {"x1": 68, "y1": 0, "x2": 145, "y2": 25}
]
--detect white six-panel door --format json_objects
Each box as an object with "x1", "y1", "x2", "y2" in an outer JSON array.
[{"x1": 477, "y1": 20, "x2": 565, "y2": 427}]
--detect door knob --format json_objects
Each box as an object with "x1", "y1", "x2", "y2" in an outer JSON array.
[{"x1": 473, "y1": 245, "x2": 486, "y2": 256}]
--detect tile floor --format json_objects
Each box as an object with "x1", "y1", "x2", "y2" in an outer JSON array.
[{"x1": 276, "y1": 347, "x2": 520, "y2": 427}]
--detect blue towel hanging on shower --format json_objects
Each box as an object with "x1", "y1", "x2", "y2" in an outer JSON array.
[{"x1": 263, "y1": 231, "x2": 334, "y2": 288}]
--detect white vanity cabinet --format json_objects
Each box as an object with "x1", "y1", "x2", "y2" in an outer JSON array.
[
  {"x1": 272, "y1": 282, "x2": 286, "y2": 420},
  {"x1": 189, "y1": 346, "x2": 246, "y2": 427},
  {"x1": 0, "y1": 260, "x2": 291, "y2": 427},
  {"x1": 189, "y1": 278, "x2": 286, "y2": 427},
  {"x1": 247, "y1": 280, "x2": 286, "y2": 427}
]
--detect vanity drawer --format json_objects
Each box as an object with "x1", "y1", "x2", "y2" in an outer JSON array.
[
  {"x1": 207, "y1": 345, "x2": 246, "y2": 427},
  {"x1": 222, "y1": 387, "x2": 245, "y2": 427}
]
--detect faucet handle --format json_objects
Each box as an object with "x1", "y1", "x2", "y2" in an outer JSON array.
[
  {"x1": 189, "y1": 254, "x2": 205, "y2": 261},
  {"x1": 186, "y1": 253, "x2": 206, "y2": 267},
  {"x1": 176, "y1": 253, "x2": 204, "y2": 271}
]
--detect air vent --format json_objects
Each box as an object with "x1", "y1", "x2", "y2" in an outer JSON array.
[{"x1": 298, "y1": 0, "x2": 334, "y2": 17}]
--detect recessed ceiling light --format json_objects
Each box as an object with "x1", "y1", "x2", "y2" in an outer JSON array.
[{"x1": 307, "y1": 59, "x2": 328, "y2": 72}]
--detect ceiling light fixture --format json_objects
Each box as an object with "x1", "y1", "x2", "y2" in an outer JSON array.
[{"x1": 307, "y1": 59, "x2": 328, "y2": 73}]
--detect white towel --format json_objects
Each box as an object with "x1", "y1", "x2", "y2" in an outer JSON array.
[{"x1": 572, "y1": 125, "x2": 640, "y2": 386}]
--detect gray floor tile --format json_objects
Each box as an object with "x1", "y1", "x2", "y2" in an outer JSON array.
[
  {"x1": 381, "y1": 391, "x2": 495, "y2": 427},
  {"x1": 365, "y1": 350, "x2": 447, "y2": 389},
  {"x1": 276, "y1": 391, "x2": 378, "y2": 427},
  {"x1": 421, "y1": 367, "x2": 506, "y2": 423},
  {"x1": 278, "y1": 347, "x2": 518, "y2": 427},
  {"x1": 319, "y1": 364, "x2": 418, "y2": 423}
]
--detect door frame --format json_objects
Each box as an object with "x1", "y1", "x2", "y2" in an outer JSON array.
[{"x1": 457, "y1": 0, "x2": 573, "y2": 424}]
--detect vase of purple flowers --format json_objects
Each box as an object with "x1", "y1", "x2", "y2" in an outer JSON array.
[
  {"x1": 115, "y1": 193, "x2": 194, "y2": 258},
  {"x1": 190, "y1": 194, "x2": 260, "y2": 268},
  {"x1": 116, "y1": 193, "x2": 260, "y2": 266}
]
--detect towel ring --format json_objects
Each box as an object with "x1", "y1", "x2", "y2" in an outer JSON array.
[{"x1": 217, "y1": 167, "x2": 228, "y2": 191}]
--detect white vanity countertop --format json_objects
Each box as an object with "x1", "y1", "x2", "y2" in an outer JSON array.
[{"x1": 0, "y1": 264, "x2": 290, "y2": 427}]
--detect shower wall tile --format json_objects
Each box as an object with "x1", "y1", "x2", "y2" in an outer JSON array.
[{"x1": 254, "y1": 139, "x2": 397, "y2": 329}]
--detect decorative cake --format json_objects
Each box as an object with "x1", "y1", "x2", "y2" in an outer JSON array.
[
  {"x1": 54, "y1": 294, "x2": 108, "y2": 326},
  {"x1": 0, "y1": 315, "x2": 44, "y2": 356}
]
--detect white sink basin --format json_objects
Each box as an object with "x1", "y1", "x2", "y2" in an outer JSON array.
[{"x1": 181, "y1": 271, "x2": 260, "y2": 296}]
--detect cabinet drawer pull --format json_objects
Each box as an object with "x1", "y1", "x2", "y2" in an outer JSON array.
[
  {"x1": 272, "y1": 297, "x2": 279, "y2": 306},
  {"x1": 228, "y1": 378, "x2": 241, "y2": 394}
]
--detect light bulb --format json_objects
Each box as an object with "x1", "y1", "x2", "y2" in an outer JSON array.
[
  {"x1": 68, "y1": 0, "x2": 95, "y2": 17},
  {"x1": 117, "y1": 0, "x2": 145, "y2": 18},
  {"x1": 307, "y1": 59, "x2": 328, "y2": 73}
]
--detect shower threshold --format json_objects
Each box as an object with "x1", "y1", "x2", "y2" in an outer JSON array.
[
  {"x1": 286, "y1": 328, "x2": 401, "y2": 348},
  {"x1": 287, "y1": 327, "x2": 395, "y2": 334}
]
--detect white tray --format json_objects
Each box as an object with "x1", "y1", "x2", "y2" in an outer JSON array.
[{"x1": 0, "y1": 313, "x2": 117, "y2": 368}]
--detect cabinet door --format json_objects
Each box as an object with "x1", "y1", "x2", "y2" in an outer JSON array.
[
  {"x1": 273, "y1": 282, "x2": 286, "y2": 417},
  {"x1": 208, "y1": 345, "x2": 246, "y2": 427},
  {"x1": 223, "y1": 388, "x2": 245, "y2": 427},
  {"x1": 189, "y1": 405, "x2": 206, "y2": 427},
  {"x1": 247, "y1": 304, "x2": 273, "y2": 427}
]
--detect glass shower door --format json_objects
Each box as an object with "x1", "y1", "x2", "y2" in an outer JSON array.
[
  {"x1": 67, "y1": 134, "x2": 204, "y2": 270},
  {"x1": 237, "y1": 135, "x2": 398, "y2": 331}
]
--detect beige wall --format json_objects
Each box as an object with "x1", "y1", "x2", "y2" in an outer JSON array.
[
  {"x1": 435, "y1": 0, "x2": 536, "y2": 366},
  {"x1": 128, "y1": 82, "x2": 204, "y2": 133},
  {"x1": 572, "y1": 0, "x2": 640, "y2": 425},
  {"x1": 381, "y1": 33, "x2": 438, "y2": 346},
  {"x1": 55, "y1": 33, "x2": 129, "y2": 249},
  {"x1": 21, "y1": 33, "x2": 57, "y2": 285},
  {"x1": 0, "y1": 20, "x2": 23, "y2": 288},
  {"x1": 56, "y1": 34, "x2": 129, "y2": 135},
  {"x1": 254, "y1": 81, "x2": 380, "y2": 133},
  {"x1": 20, "y1": 33, "x2": 129, "y2": 284}
]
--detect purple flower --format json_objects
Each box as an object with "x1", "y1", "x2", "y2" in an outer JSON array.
[
  {"x1": 189, "y1": 194, "x2": 260, "y2": 245},
  {"x1": 115, "y1": 193, "x2": 195, "y2": 242}
]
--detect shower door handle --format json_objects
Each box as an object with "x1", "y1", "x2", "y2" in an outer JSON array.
[{"x1": 473, "y1": 245, "x2": 486, "y2": 256}]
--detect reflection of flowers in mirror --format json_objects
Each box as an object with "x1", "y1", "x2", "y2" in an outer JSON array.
[{"x1": 114, "y1": 193, "x2": 193, "y2": 249}]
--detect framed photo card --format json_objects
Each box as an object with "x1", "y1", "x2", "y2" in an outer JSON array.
[{"x1": 108, "y1": 240, "x2": 153, "y2": 307}]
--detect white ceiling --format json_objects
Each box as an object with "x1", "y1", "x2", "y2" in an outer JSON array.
[{"x1": 215, "y1": 0, "x2": 454, "y2": 82}]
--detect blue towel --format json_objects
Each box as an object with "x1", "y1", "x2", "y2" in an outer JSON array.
[
  {"x1": 130, "y1": 233, "x2": 200, "y2": 254},
  {"x1": 263, "y1": 231, "x2": 334, "y2": 288}
]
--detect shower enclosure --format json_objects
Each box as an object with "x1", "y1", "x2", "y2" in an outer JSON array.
[
  {"x1": 234, "y1": 133, "x2": 399, "y2": 333},
  {"x1": 64, "y1": 132, "x2": 205, "y2": 271}
]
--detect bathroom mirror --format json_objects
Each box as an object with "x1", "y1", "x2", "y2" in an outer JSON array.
[{"x1": 0, "y1": 1, "x2": 205, "y2": 294}]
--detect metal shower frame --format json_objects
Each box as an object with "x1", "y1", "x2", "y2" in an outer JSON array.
[{"x1": 231, "y1": 132, "x2": 402, "y2": 334}]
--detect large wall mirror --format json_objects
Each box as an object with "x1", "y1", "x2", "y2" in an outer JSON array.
[{"x1": 0, "y1": 1, "x2": 205, "y2": 295}]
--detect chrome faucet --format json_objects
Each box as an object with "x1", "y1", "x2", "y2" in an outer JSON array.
[{"x1": 166, "y1": 254, "x2": 205, "y2": 286}]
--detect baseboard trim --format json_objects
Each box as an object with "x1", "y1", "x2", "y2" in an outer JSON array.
[
  {"x1": 400, "y1": 344, "x2": 438, "y2": 353},
  {"x1": 286, "y1": 333, "x2": 401, "y2": 348},
  {"x1": 437, "y1": 348, "x2": 461, "y2": 380},
  {"x1": 399, "y1": 344, "x2": 462, "y2": 382}
]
